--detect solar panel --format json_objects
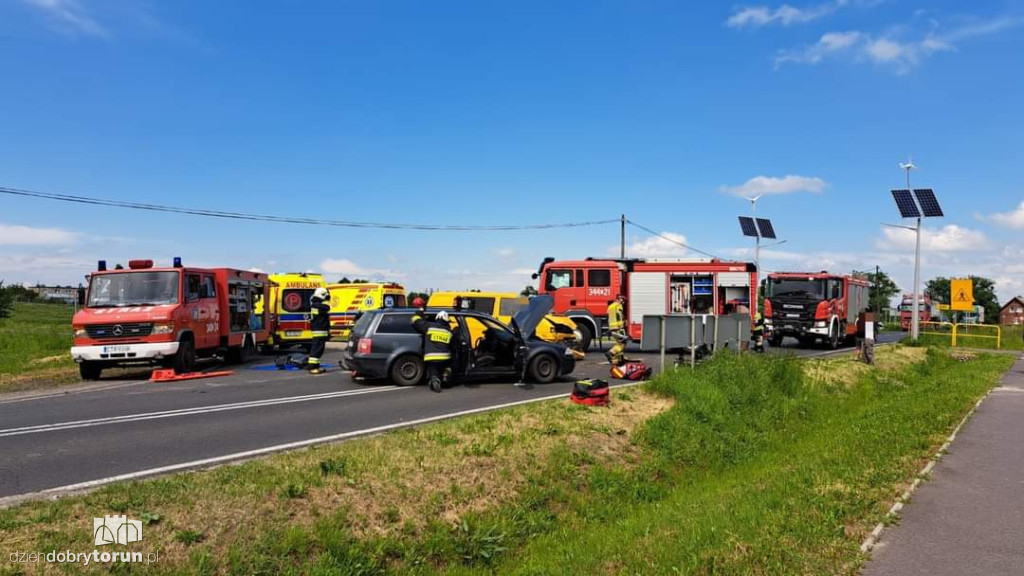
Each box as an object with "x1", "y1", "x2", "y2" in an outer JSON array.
[
  {"x1": 891, "y1": 189, "x2": 921, "y2": 218},
  {"x1": 755, "y1": 218, "x2": 776, "y2": 239},
  {"x1": 738, "y1": 216, "x2": 758, "y2": 237},
  {"x1": 914, "y1": 188, "x2": 943, "y2": 218}
]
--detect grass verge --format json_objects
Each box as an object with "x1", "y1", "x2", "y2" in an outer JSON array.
[
  {"x1": 918, "y1": 324, "x2": 1023, "y2": 351},
  {"x1": 0, "y1": 346, "x2": 1013, "y2": 575},
  {"x1": 0, "y1": 303, "x2": 77, "y2": 390}
]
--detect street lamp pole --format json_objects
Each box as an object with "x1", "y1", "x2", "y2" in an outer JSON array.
[{"x1": 901, "y1": 160, "x2": 922, "y2": 341}]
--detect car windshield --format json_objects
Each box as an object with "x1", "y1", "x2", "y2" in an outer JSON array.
[
  {"x1": 768, "y1": 279, "x2": 825, "y2": 299},
  {"x1": 87, "y1": 271, "x2": 180, "y2": 307}
]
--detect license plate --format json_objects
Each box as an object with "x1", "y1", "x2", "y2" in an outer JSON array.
[
  {"x1": 285, "y1": 331, "x2": 302, "y2": 337},
  {"x1": 103, "y1": 345, "x2": 130, "y2": 354},
  {"x1": 786, "y1": 313, "x2": 800, "y2": 318}
]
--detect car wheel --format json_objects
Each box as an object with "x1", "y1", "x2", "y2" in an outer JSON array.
[
  {"x1": 390, "y1": 354, "x2": 424, "y2": 386},
  {"x1": 528, "y1": 354, "x2": 558, "y2": 384},
  {"x1": 79, "y1": 361, "x2": 103, "y2": 380},
  {"x1": 173, "y1": 338, "x2": 196, "y2": 375},
  {"x1": 573, "y1": 323, "x2": 593, "y2": 353},
  {"x1": 769, "y1": 334, "x2": 784, "y2": 347}
]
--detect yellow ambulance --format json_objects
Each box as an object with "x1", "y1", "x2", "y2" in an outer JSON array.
[
  {"x1": 328, "y1": 282, "x2": 407, "y2": 339},
  {"x1": 264, "y1": 272, "x2": 328, "y2": 350},
  {"x1": 426, "y1": 291, "x2": 583, "y2": 352}
]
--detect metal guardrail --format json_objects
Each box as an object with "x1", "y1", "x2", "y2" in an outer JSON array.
[{"x1": 918, "y1": 321, "x2": 1001, "y2": 349}]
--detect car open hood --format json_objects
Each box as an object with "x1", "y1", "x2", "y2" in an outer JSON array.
[{"x1": 512, "y1": 295, "x2": 554, "y2": 339}]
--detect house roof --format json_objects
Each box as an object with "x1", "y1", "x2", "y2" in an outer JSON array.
[{"x1": 1000, "y1": 296, "x2": 1024, "y2": 313}]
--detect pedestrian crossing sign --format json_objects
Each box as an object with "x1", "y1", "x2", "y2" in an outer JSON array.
[{"x1": 950, "y1": 278, "x2": 974, "y2": 311}]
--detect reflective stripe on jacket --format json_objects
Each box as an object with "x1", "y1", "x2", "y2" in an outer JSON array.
[{"x1": 310, "y1": 299, "x2": 331, "y2": 336}]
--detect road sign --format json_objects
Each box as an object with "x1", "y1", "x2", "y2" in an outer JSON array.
[{"x1": 951, "y1": 278, "x2": 974, "y2": 311}]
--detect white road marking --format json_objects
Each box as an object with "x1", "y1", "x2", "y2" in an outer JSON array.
[
  {"x1": 0, "y1": 387, "x2": 405, "y2": 438},
  {"x1": 0, "y1": 382, "x2": 642, "y2": 507}
]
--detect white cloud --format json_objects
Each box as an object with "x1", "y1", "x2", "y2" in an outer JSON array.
[
  {"x1": 727, "y1": 1, "x2": 849, "y2": 29},
  {"x1": 0, "y1": 223, "x2": 79, "y2": 245},
  {"x1": 776, "y1": 31, "x2": 862, "y2": 66},
  {"x1": 989, "y1": 200, "x2": 1024, "y2": 229},
  {"x1": 877, "y1": 224, "x2": 988, "y2": 252},
  {"x1": 319, "y1": 258, "x2": 405, "y2": 281},
  {"x1": 491, "y1": 247, "x2": 518, "y2": 259},
  {"x1": 22, "y1": 0, "x2": 107, "y2": 37},
  {"x1": 609, "y1": 232, "x2": 690, "y2": 258},
  {"x1": 721, "y1": 175, "x2": 827, "y2": 197}
]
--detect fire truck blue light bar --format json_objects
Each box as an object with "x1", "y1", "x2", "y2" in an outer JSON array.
[
  {"x1": 891, "y1": 189, "x2": 921, "y2": 218},
  {"x1": 913, "y1": 188, "x2": 944, "y2": 218},
  {"x1": 755, "y1": 218, "x2": 776, "y2": 239},
  {"x1": 738, "y1": 216, "x2": 759, "y2": 237}
]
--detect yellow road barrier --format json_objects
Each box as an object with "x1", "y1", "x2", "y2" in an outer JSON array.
[{"x1": 918, "y1": 322, "x2": 1002, "y2": 349}]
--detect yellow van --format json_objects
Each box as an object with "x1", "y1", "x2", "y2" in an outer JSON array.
[
  {"x1": 328, "y1": 282, "x2": 407, "y2": 339},
  {"x1": 427, "y1": 291, "x2": 583, "y2": 352},
  {"x1": 264, "y1": 272, "x2": 328, "y2": 349}
]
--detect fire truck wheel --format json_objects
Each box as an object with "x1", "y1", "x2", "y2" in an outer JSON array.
[
  {"x1": 227, "y1": 336, "x2": 257, "y2": 364},
  {"x1": 79, "y1": 362, "x2": 103, "y2": 380},
  {"x1": 573, "y1": 323, "x2": 593, "y2": 352},
  {"x1": 389, "y1": 354, "x2": 423, "y2": 386},
  {"x1": 769, "y1": 334, "x2": 784, "y2": 347},
  {"x1": 528, "y1": 354, "x2": 558, "y2": 384},
  {"x1": 173, "y1": 338, "x2": 196, "y2": 374},
  {"x1": 828, "y1": 322, "x2": 840, "y2": 350}
]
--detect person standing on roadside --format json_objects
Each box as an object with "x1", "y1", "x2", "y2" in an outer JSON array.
[
  {"x1": 606, "y1": 294, "x2": 627, "y2": 365},
  {"x1": 307, "y1": 287, "x2": 331, "y2": 374}
]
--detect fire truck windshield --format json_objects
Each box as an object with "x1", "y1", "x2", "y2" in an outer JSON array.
[
  {"x1": 87, "y1": 271, "x2": 180, "y2": 307},
  {"x1": 767, "y1": 278, "x2": 826, "y2": 300}
]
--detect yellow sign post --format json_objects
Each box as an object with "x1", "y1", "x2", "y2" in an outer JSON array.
[{"x1": 950, "y1": 278, "x2": 974, "y2": 312}]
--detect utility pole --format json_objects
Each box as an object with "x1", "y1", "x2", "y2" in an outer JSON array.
[{"x1": 620, "y1": 214, "x2": 626, "y2": 259}]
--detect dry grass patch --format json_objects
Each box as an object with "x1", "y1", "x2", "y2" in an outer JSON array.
[
  {"x1": 803, "y1": 345, "x2": 927, "y2": 388},
  {"x1": 1, "y1": 387, "x2": 671, "y2": 572}
]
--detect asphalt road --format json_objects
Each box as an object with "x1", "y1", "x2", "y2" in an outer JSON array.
[
  {"x1": 0, "y1": 334, "x2": 901, "y2": 503},
  {"x1": 863, "y1": 355, "x2": 1024, "y2": 576}
]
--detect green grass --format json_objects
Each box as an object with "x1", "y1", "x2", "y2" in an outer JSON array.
[
  {"x1": 0, "y1": 302, "x2": 74, "y2": 378},
  {"x1": 0, "y1": 348, "x2": 1013, "y2": 575}
]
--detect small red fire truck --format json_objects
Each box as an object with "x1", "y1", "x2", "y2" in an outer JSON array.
[{"x1": 71, "y1": 258, "x2": 270, "y2": 379}]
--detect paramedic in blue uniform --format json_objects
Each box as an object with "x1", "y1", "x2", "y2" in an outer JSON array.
[{"x1": 308, "y1": 287, "x2": 331, "y2": 374}]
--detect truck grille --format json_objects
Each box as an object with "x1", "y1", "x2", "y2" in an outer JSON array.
[{"x1": 85, "y1": 323, "x2": 153, "y2": 339}]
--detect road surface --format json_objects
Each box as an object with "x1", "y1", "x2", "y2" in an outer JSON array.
[{"x1": 0, "y1": 334, "x2": 900, "y2": 503}]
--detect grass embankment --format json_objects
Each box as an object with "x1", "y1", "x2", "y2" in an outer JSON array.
[
  {"x1": 0, "y1": 302, "x2": 77, "y2": 391},
  {"x1": 0, "y1": 347, "x2": 1013, "y2": 575}
]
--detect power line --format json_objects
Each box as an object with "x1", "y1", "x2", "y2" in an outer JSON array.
[
  {"x1": 0, "y1": 185, "x2": 619, "y2": 232},
  {"x1": 626, "y1": 220, "x2": 720, "y2": 259}
]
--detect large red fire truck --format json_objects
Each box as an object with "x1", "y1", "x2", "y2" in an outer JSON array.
[
  {"x1": 898, "y1": 293, "x2": 934, "y2": 330},
  {"x1": 762, "y1": 272, "x2": 870, "y2": 349},
  {"x1": 71, "y1": 258, "x2": 270, "y2": 380},
  {"x1": 534, "y1": 257, "x2": 757, "y2": 348}
]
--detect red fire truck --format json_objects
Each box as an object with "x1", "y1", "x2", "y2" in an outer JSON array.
[
  {"x1": 534, "y1": 257, "x2": 757, "y2": 348},
  {"x1": 898, "y1": 293, "x2": 933, "y2": 331},
  {"x1": 763, "y1": 272, "x2": 870, "y2": 349},
  {"x1": 71, "y1": 258, "x2": 270, "y2": 380}
]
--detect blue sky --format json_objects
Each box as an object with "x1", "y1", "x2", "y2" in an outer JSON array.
[{"x1": 1, "y1": 0, "x2": 1022, "y2": 302}]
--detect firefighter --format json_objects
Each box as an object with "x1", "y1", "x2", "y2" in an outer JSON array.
[
  {"x1": 308, "y1": 287, "x2": 331, "y2": 374},
  {"x1": 751, "y1": 312, "x2": 765, "y2": 353},
  {"x1": 411, "y1": 309, "x2": 454, "y2": 393},
  {"x1": 606, "y1": 295, "x2": 627, "y2": 365}
]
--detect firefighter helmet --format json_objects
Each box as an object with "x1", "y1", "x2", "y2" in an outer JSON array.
[
  {"x1": 312, "y1": 287, "x2": 330, "y2": 301},
  {"x1": 436, "y1": 310, "x2": 449, "y2": 322}
]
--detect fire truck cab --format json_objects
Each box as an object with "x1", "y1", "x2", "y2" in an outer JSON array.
[
  {"x1": 71, "y1": 258, "x2": 269, "y2": 379},
  {"x1": 535, "y1": 257, "x2": 757, "y2": 344},
  {"x1": 763, "y1": 272, "x2": 870, "y2": 349}
]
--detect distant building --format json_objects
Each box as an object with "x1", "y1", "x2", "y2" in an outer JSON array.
[
  {"x1": 999, "y1": 296, "x2": 1024, "y2": 326},
  {"x1": 28, "y1": 285, "x2": 79, "y2": 303}
]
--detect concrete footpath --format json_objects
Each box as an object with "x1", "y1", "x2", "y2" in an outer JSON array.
[{"x1": 864, "y1": 355, "x2": 1024, "y2": 576}]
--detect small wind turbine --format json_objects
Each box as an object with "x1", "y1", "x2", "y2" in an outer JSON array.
[
  {"x1": 743, "y1": 193, "x2": 763, "y2": 215},
  {"x1": 899, "y1": 157, "x2": 918, "y2": 189}
]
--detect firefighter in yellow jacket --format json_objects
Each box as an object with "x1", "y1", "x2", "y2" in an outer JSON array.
[
  {"x1": 606, "y1": 294, "x2": 627, "y2": 365},
  {"x1": 308, "y1": 287, "x2": 331, "y2": 374},
  {"x1": 411, "y1": 309, "x2": 454, "y2": 393}
]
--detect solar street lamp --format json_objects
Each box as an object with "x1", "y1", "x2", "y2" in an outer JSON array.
[
  {"x1": 885, "y1": 160, "x2": 944, "y2": 341},
  {"x1": 738, "y1": 197, "x2": 778, "y2": 316}
]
